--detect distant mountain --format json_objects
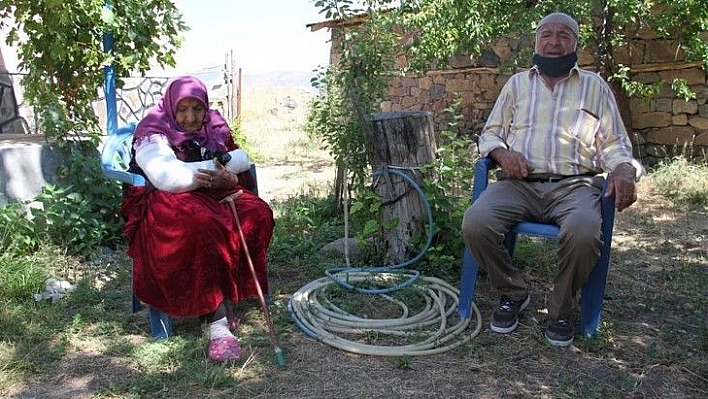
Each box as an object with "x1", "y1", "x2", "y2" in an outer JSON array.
[{"x1": 242, "y1": 71, "x2": 317, "y2": 92}]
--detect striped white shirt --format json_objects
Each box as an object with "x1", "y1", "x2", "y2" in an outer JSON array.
[{"x1": 479, "y1": 65, "x2": 639, "y2": 175}]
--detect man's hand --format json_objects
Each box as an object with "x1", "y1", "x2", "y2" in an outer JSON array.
[
  {"x1": 490, "y1": 148, "x2": 534, "y2": 179},
  {"x1": 606, "y1": 163, "x2": 637, "y2": 212}
]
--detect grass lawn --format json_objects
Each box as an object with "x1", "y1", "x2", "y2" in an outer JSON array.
[{"x1": 0, "y1": 86, "x2": 706, "y2": 398}]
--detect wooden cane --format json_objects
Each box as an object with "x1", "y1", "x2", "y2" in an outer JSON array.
[{"x1": 221, "y1": 191, "x2": 285, "y2": 367}]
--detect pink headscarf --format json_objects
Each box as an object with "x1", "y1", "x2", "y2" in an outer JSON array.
[{"x1": 133, "y1": 75, "x2": 232, "y2": 152}]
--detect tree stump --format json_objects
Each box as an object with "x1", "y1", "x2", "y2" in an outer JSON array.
[{"x1": 366, "y1": 111, "x2": 437, "y2": 264}]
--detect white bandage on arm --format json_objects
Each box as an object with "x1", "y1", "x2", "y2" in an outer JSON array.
[
  {"x1": 134, "y1": 135, "x2": 252, "y2": 193},
  {"x1": 135, "y1": 136, "x2": 201, "y2": 192},
  {"x1": 224, "y1": 149, "x2": 251, "y2": 174}
]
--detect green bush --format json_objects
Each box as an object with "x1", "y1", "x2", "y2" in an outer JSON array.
[
  {"x1": 649, "y1": 156, "x2": 708, "y2": 211},
  {"x1": 414, "y1": 96, "x2": 477, "y2": 280},
  {"x1": 30, "y1": 184, "x2": 120, "y2": 256},
  {"x1": 52, "y1": 141, "x2": 124, "y2": 254},
  {"x1": 0, "y1": 141, "x2": 125, "y2": 259},
  {"x1": 0, "y1": 203, "x2": 37, "y2": 255}
]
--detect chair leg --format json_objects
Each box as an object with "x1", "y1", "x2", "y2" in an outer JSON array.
[
  {"x1": 579, "y1": 260, "x2": 609, "y2": 337},
  {"x1": 148, "y1": 307, "x2": 174, "y2": 340},
  {"x1": 131, "y1": 295, "x2": 142, "y2": 313},
  {"x1": 458, "y1": 248, "x2": 480, "y2": 319},
  {"x1": 579, "y1": 192, "x2": 615, "y2": 338}
]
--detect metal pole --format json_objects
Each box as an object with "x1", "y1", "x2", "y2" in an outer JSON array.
[{"x1": 102, "y1": 0, "x2": 117, "y2": 135}]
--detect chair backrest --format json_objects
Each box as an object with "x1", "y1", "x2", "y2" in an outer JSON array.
[{"x1": 100, "y1": 123, "x2": 145, "y2": 186}]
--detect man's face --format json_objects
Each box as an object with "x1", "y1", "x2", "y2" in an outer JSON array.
[
  {"x1": 175, "y1": 97, "x2": 206, "y2": 133},
  {"x1": 535, "y1": 23, "x2": 577, "y2": 57}
]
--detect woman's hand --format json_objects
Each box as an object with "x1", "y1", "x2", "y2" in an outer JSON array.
[{"x1": 196, "y1": 159, "x2": 239, "y2": 189}]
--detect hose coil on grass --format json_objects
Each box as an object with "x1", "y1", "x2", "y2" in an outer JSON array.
[
  {"x1": 288, "y1": 167, "x2": 483, "y2": 356},
  {"x1": 289, "y1": 271, "x2": 482, "y2": 356}
]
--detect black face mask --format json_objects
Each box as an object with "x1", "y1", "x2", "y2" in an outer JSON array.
[{"x1": 533, "y1": 52, "x2": 578, "y2": 77}]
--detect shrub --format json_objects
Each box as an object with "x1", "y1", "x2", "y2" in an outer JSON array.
[
  {"x1": 0, "y1": 202, "x2": 37, "y2": 255},
  {"x1": 649, "y1": 156, "x2": 708, "y2": 211},
  {"x1": 30, "y1": 184, "x2": 120, "y2": 256}
]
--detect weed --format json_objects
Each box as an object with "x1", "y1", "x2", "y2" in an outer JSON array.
[
  {"x1": 647, "y1": 156, "x2": 708, "y2": 211},
  {"x1": 389, "y1": 355, "x2": 415, "y2": 370}
]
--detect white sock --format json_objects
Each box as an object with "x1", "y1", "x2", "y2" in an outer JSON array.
[{"x1": 209, "y1": 317, "x2": 234, "y2": 340}]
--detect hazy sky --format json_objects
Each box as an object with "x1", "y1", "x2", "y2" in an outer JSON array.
[
  {"x1": 0, "y1": 1, "x2": 332, "y2": 76},
  {"x1": 163, "y1": 0, "x2": 332, "y2": 75}
]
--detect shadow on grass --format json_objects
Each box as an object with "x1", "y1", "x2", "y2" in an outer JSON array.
[{"x1": 2, "y1": 180, "x2": 706, "y2": 397}]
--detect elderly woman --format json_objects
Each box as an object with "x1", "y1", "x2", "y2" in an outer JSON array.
[{"x1": 121, "y1": 76, "x2": 273, "y2": 363}]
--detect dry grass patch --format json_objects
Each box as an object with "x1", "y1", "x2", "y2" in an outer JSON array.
[{"x1": 238, "y1": 85, "x2": 335, "y2": 203}]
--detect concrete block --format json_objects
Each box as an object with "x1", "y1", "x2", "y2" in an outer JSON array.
[{"x1": 0, "y1": 136, "x2": 64, "y2": 204}]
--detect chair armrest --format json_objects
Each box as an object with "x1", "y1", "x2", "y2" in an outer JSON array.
[
  {"x1": 598, "y1": 178, "x2": 616, "y2": 241},
  {"x1": 472, "y1": 157, "x2": 497, "y2": 202}
]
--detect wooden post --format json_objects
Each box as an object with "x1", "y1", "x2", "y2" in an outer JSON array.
[
  {"x1": 366, "y1": 111, "x2": 437, "y2": 264},
  {"x1": 236, "y1": 67, "x2": 242, "y2": 121}
]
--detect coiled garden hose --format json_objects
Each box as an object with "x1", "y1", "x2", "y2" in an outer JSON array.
[{"x1": 288, "y1": 167, "x2": 482, "y2": 356}]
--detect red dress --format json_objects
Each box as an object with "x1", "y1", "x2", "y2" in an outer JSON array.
[{"x1": 120, "y1": 142, "x2": 273, "y2": 317}]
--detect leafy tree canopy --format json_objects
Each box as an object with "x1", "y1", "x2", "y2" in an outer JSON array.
[
  {"x1": 400, "y1": 0, "x2": 707, "y2": 70},
  {"x1": 0, "y1": 0, "x2": 188, "y2": 142}
]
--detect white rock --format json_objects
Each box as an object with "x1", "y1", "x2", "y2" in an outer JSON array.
[{"x1": 58, "y1": 280, "x2": 74, "y2": 293}]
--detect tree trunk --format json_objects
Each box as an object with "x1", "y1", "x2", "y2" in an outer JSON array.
[{"x1": 366, "y1": 111, "x2": 437, "y2": 264}]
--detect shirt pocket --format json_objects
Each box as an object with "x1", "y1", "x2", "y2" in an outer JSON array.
[{"x1": 570, "y1": 108, "x2": 600, "y2": 143}]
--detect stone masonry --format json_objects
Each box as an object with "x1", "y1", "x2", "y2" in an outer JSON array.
[{"x1": 320, "y1": 23, "x2": 708, "y2": 166}]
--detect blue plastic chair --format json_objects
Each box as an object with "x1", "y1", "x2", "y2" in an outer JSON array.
[
  {"x1": 458, "y1": 157, "x2": 616, "y2": 338},
  {"x1": 100, "y1": 123, "x2": 258, "y2": 339}
]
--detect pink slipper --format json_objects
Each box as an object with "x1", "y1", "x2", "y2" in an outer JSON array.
[{"x1": 208, "y1": 336, "x2": 242, "y2": 363}]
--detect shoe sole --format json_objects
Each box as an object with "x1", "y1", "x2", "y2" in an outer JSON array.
[
  {"x1": 545, "y1": 332, "x2": 574, "y2": 347},
  {"x1": 489, "y1": 295, "x2": 531, "y2": 334}
]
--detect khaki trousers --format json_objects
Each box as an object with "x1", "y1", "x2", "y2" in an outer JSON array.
[{"x1": 461, "y1": 177, "x2": 604, "y2": 320}]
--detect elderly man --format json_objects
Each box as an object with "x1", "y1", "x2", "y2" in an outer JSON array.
[{"x1": 462, "y1": 12, "x2": 642, "y2": 346}]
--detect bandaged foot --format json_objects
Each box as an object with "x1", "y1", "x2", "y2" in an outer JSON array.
[{"x1": 208, "y1": 317, "x2": 242, "y2": 362}]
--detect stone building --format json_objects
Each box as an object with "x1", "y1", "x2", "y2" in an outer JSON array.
[{"x1": 309, "y1": 16, "x2": 708, "y2": 166}]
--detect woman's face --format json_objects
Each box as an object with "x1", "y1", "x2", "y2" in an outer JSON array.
[{"x1": 174, "y1": 97, "x2": 206, "y2": 133}]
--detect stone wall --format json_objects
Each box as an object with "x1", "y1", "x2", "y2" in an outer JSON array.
[
  {"x1": 629, "y1": 66, "x2": 708, "y2": 165},
  {"x1": 327, "y1": 28, "x2": 708, "y2": 166}
]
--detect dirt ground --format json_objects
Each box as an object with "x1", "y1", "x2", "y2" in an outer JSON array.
[
  {"x1": 13, "y1": 159, "x2": 705, "y2": 399},
  {"x1": 8, "y1": 85, "x2": 707, "y2": 398}
]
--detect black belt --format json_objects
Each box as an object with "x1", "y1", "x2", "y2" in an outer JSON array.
[{"x1": 523, "y1": 173, "x2": 596, "y2": 183}]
